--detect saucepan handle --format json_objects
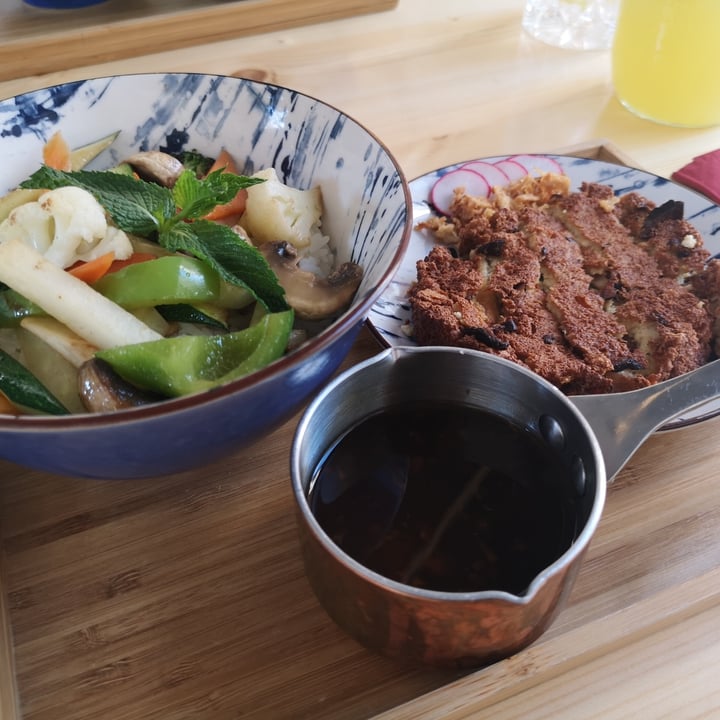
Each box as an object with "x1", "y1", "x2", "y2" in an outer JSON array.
[{"x1": 570, "y1": 359, "x2": 720, "y2": 482}]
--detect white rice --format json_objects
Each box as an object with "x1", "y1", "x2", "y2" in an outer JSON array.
[{"x1": 297, "y1": 222, "x2": 335, "y2": 277}]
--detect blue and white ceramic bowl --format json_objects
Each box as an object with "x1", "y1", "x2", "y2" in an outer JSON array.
[
  {"x1": 368, "y1": 155, "x2": 720, "y2": 430},
  {"x1": 0, "y1": 73, "x2": 411, "y2": 478}
]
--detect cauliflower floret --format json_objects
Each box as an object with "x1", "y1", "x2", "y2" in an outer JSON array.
[
  {"x1": 241, "y1": 167, "x2": 322, "y2": 249},
  {"x1": 0, "y1": 186, "x2": 133, "y2": 268}
]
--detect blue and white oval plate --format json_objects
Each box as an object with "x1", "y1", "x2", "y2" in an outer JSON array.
[{"x1": 367, "y1": 154, "x2": 720, "y2": 430}]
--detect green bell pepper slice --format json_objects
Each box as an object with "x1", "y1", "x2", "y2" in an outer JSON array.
[
  {"x1": 0, "y1": 256, "x2": 222, "y2": 327},
  {"x1": 92, "y1": 255, "x2": 223, "y2": 309},
  {"x1": 0, "y1": 254, "x2": 255, "y2": 328},
  {"x1": 96, "y1": 309, "x2": 294, "y2": 397},
  {"x1": 93, "y1": 255, "x2": 254, "y2": 309}
]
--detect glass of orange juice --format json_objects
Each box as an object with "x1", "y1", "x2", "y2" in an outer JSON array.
[{"x1": 612, "y1": 0, "x2": 720, "y2": 127}]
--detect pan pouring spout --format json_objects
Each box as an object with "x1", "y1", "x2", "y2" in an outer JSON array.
[{"x1": 291, "y1": 346, "x2": 608, "y2": 667}]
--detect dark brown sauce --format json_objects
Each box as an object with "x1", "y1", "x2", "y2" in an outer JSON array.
[{"x1": 309, "y1": 403, "x2": 578, "y2": 594}]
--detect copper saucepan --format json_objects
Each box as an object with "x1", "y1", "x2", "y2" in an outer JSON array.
[{"x1": 290, "y1": 346, "x2": 720, "y2": 667}]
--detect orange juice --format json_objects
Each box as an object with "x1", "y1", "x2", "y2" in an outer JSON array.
[{"x1": 611, "y1": 0, "x2": 720, "y2": 127}]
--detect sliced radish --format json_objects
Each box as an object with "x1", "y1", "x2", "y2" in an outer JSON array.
[
  {"x1": 429, "y1": 168, "x2": 490, "y2": 216},
  {"x1": 493, "y1": 159, "x2": 529, "y2": 183},
  {"x1": 460, "y1": 161, "x2": 510, "y2": 190},
  {"x1": 507, "y1": 154, "x2": 564, "y2": 176}
]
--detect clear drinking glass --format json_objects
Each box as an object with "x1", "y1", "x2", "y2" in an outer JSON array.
[
  {"x1": 522, "y1": 0, "x2": 619, "y2": 51},
  {"x1": 611, "y1": 0, "x2": 720, "y2": 127}
]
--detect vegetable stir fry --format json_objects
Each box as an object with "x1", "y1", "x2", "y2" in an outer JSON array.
[{"x1": 0, "y1": 133, "x2": 363, "y2": 415}]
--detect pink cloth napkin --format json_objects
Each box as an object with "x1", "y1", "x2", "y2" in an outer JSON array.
[{"x1": 672, "y1": 149, "x2": 720, "y2": 204}]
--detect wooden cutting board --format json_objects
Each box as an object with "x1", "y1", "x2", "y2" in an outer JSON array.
[
  {"x1": 1, "y1": 142, "x2": 719, "y2": 719},
  {"x1": 0, "y1": 528, "x2": 19, "y2": 720},
  {"x1": 0, "y1": 0, "x2": 398, "y2": 82}
]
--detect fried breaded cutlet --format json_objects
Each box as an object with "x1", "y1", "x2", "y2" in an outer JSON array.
[{"x1": 409, "y1": 174, "x2": 718, "y2": 394}]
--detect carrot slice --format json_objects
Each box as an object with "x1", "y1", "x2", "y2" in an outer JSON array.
[
  {"x1": 107, "y1": 252, "x2": 158, "y2": 274},
  {"x1": 206, "y1": 148, "x2": 239, "y2": 175},
  {"x1": 0, "y1": 391, "x2": 17, "y2": 415},
  {"x1": 203, "y1": 148, "x2": 248, "y2": 221},
  {"x1": 204, "y1": 189, "x2": 248, "y2": 221},
  {"x1": 67, "y1": 252, "x2": 115, "y2": 283},
  {"x1": 43, "y1": 131, "x2": 72, "y2": 171}
]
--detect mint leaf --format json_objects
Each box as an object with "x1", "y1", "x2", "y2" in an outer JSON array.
[
  {"x1": 20, "y1": 166, "x2": 285, "y2": 311},
  {"x1": 21, "y1": 167, "x2": 173, "y2": 236},
  {"x1": 203, "y1": 168, "x2": 264, "y2": 204},
  {"x1": 171, "y1": 171, "x2": 217, "y2": 219},
  {"x1": 173, "y1": 169, "x2": 263, "y2": 221},
  {"x1": 160, "y1": 220, "x2": 289, "y2": 313}
]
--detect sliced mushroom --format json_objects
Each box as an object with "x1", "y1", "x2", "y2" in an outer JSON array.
[
  {"x1": 123, "y1": 151, "x2": 185, "y2": 188},
  {"x1": 78, "y1": 358, "x2": 161, "y2": 413},
  {"x1": 259, "y1": 241, "x2": 363, "y2": 320}
]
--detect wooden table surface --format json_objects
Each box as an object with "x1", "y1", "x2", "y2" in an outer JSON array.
[{"x1": 2, "y1": 1, "x2": 720, "y2": 718}]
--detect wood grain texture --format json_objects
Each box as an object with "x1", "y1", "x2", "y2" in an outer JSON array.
[
  {"x1": 0, "y1": 535, "x2": 20, "y2": 720},
  {"x1": 0, "y1": 0, "x2": 398, "y2": 82},
  {"x1": 1, "y1": 0, "x2": 720, "y2": 717},
  {"x1": 554, "y1": 139, "x2": 641, "y2": 168},
  {"x1": 3, "y1": 334, "x2": 720, "y2": 720}
]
